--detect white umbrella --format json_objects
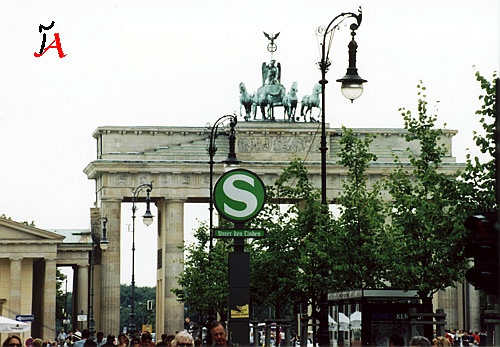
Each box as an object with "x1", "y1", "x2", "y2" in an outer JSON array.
[
  {"x1": 350, "y1": 311, "x2": 361, "y2": 329},
  {"x1": 0, "y1": 316, "x2": 30, "y2": 333},
  {"x1": 338, "y1": 313, "x2": 350, "y2": 331},
  {"x1": 328, "y1": 315, "x2": 337, "y2": 331}
]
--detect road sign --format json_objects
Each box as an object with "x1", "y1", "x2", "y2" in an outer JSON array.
[
  {"x1": 77, "y1": 314, "x2": 87, "y2": 322},
  {"x1": 213, "y1": 168, "x2": 266, "y2": 223},
  {"x1": 16, "y1": 314, "x2": 34, "y2": 322},
  {"x1": 214, "y1": 228, "x2": 266, "y2": 238}
]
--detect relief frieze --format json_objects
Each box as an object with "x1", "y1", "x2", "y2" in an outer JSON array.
[{"x1": 238, "y1": 136, "x2": 315, "y2": 153}]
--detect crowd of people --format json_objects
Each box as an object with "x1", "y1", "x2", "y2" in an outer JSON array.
[
  {"x1": 389, "y1": 329, "x2": 488, "y2": 347},
  {"x1": 2, "y1": 325, "x2": 489, "y2": 347},
  {"x1": 1, "y1": 322, "x2": 228, "y2": 347}
]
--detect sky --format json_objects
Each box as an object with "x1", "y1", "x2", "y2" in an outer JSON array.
[{"x1": 0, "y1": 1, "x2": 499, "y2": 287}]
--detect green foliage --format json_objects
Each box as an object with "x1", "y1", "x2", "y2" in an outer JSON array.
[
  {"x1": 56, "y1": 269, "x2": 68, "y2": 319},
  {"x1": 460, "y1": 72, "x2": 498, "y2": 210},
  {"x1": 171, "y1": 221, "x2": 230, "y2": 322},
  {"x1": 120, "y1": 284, "x2": 156, "y2": 331},
  {"x1": 383, "y1": 82, "x2": 470, "y2": 298},
  {"x1": 250, "y1": 159, "x2": 321, "y2": 318},
  {"x1": 0, "y1": 214, "x2": 36, "y2": 226},
  {"x1": 333, "y1": 127, "x2": 387, "y2": 289}
]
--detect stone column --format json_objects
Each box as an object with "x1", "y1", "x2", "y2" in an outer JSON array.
[
  {"x1": 76, "y1": 263, "x2": 89, "y2": 325},
  {"x1": 468, "y1": 283, "x2": 481, "y2": 332},
  {"x1": 158, "y1": 199, "x2": 185, "y2": 335},
  {"x1": 43, "y1": 258, "x2": 57, "y2": 340},
  {"x1": 436, "y1": 286, "x2": 458, "y2": 330},
  {"x1": 99, "y1": 199, "x2": 122, "y2": 335},
  {"x1": 9, "y1": 257, "x2": 22, "y2": 315}
]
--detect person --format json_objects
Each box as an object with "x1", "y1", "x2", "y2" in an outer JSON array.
[
  {"x1": 96, "y1": 332, "x2": 105, "y2": 347},
  {"x1": 74, "y1": 330, "x2": 90, "y2": 347},
  {"x1": 478, "y1": 331, "x2": 487, "y2": 346},
  {"x1": 389, "y1": 334, "x2": 405, "y2": 347},
  {"x1": 58, "y1": 330, "x2": 67, "y2": 347},
  {"x1": 471, "y1": 332, "x2": 480, "y2": 345},
  {"x1": 155, "y1": 335, "x2": 174, "y2": 347},
  {"x1": 140, "y1": 333, "x2": 154, "y2": 347},
  {"x1": 102, "y1": 336, "x2": 115, "y2": 347},
  {"x1": 461, "y1": 331, "x2": 470, "y2": 347},
  {"x1": 450, "y1": 330, "x2": 460, "y2": 347},
  {"x1": 409, "y1": 336, "x2": 432, "y2": 347},
  {"x1": 432, "y1": 336, "x2": 451, "y2": 347},
  {"x1": 170, "y1": 331, "x2": 193, "y2": 347},
  {"x1": 184, "y1": 317, "x2": 191, "y2": 331},
  {"x1": 2, "y1": 335, "x2": 23, "y2": 347},
  {"x1": 117, "y1": 334, "x2": 128, "y2": 347},
  {"x1": 83, "y1": 341, "x2": 97, "y2": 347},
  {"x1": 210, "y1": 322, "x2": 228, "y2": 347},
  {"x1": 129, "y1": 337, "x2": 140, "y2": 347}
]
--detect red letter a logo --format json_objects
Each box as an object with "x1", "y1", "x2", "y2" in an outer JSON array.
[{"x1": 34, "y1": 33, "x2": 67, "y2": 58}]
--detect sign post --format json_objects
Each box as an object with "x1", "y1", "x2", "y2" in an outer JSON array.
[{"x1": 213, "y1": 168, "x2": 266, "y2": 346}]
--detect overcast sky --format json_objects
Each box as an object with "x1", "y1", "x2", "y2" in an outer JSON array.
[{"x1": 0, "y1": 1, "x2": 498, "y2": 287}]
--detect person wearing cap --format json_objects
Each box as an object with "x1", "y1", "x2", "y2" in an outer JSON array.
[{"x1": 74, "y1": 330, "x2": 90, "y2": 347}]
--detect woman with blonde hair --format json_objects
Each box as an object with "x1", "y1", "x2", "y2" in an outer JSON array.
[
  {"x1": 432, "y1": 336, "x2": 452, "y2": 347},
  {"x1": 170, "y1": 331, "x2": 193, "y2": 347}
]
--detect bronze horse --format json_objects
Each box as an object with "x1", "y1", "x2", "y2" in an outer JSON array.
[{"x1": 300, "y1": 83, "x2": 321, "y2": 122}]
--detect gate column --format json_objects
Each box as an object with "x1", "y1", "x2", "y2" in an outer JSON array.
[
  {"x1": 43, "y1": 258, "x2": 57, "y2": 340},
  {"x1": 9, "y1": 257, "x2": 22, "y2": 316},
  {"x1": 99, "y1": 198, "x2": 122, "y2": 334},
  {"x1": 157, "y1": 199, "x2": 185, "y2": 335},
  {"x1": 75, "y1": 263, "x2": 89, "y2": 326}
]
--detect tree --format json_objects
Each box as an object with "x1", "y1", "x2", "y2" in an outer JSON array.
[
  {"x1": 382, "y1": 82, "x2": 471, "y2": 337},
  {"x1": 120, "y1": 284, "x2": 156, "y2": 332},
  {"x1": 460, "y1": 72, "x2": 498, "y2": 210},
  {"x1": 332, "y1": 127, "x2": 387, "y2": 289},
  {"x1": 171, "y1": 221, "x2": 231, "y2": 322},
  {"x1": 249, "y1": 160, "x2": 307, "y2": 319},
  {"x1": 56, "y1": 269, "x2": 68, "y2": 320}
]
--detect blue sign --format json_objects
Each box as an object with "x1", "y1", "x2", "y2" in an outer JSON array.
[{"x1": 16, "y1": 314, "x2": 34, "y2": 322}]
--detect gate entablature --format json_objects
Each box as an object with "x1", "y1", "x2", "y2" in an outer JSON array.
[{"x1": 86, "y1": 123, "x2": 460, "y2": 192}]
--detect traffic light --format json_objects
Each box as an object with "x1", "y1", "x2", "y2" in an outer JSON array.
[{"x1": 464, "y1": 211, "x2": 499, "y2": 295}]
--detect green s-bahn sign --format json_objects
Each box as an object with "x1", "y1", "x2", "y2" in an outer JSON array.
[{"x1": 213, "y1": 168, "x2": 266, "y2": 223}]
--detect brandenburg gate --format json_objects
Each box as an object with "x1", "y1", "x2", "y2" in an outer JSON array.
[{"x1": 83, "y1": 121, "x2": 465, "y2": 335}]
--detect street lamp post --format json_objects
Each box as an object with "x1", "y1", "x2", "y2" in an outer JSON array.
[
  {"x1": 89, "y1": 216, "x2": 109, "y2": 339},
  {"x1": 316, "y1": 8, "x2": 366, "y2": 347},
  {"x1": 207, "y1": 114, "x2": 239, "y2": 250},
  {"x1": 129, "y1": 182, "x2": 154, "y2": 337},
  {"x1": 205, "y1": 114, "x2": 239, "y2": 345}
]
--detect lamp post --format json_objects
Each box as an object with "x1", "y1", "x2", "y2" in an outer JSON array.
[
  {"x1": 205, "y1": 114, "x2": 238, "y2": 345},
  {"x1": 316, "y1": 8, "x2": 366, "y2": 347},
  {"x1": 207, "y1": 114, "x2": 239, "y2": 250},
  {"x1": 89, "y1": 216, "x2": 109, "y2": 339},
  {"x1": 129, "y1": 182, "x2": 154, "y2": 337}
]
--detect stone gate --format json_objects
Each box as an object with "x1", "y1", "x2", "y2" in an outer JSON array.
[{"x1": 83, "y1": 121, "x2": 466, "y2": 335}]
